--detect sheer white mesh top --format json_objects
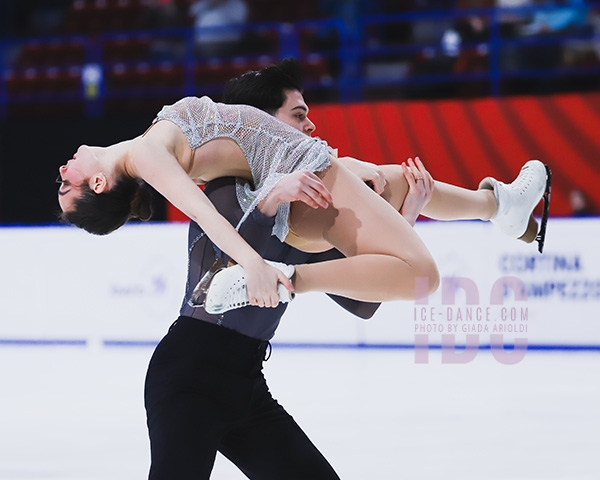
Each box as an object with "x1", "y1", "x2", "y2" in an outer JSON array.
[{"x1": 153, "y1": 96, "x2": 333, "y2": 241}]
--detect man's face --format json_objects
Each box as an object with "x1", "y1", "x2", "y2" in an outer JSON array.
[{"x1": 274, "y1": 89, "x2": 316, "y2": 136}]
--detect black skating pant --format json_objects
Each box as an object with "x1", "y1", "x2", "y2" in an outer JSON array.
[{"x1": 145, "y1": 316, "x2": 340, "y2": 479}]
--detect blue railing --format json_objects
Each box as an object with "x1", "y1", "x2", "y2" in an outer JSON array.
[
  {"x1": 1, "y1": 2, "x2": 599, "y2": 117},
  {"x1": 358, "y1": 2, "x2": 599, "y2": 96}
]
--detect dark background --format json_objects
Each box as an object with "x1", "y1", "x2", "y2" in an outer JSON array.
[
  {"x1": 0, "y1": 112, "x2": 167, "y2": 224},
  {"x1": 2, "y1": 0, "x2": 599, "y2": 224}
]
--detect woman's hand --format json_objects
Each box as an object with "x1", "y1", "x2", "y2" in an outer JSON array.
[
  {"x1": 338, "y1": 156, "x2": 386, "y2": 194},
  {"x1": 249, "y1": 170, "x2": 330, "y2": 306},
  {"x1": 243, "y1": 257, "x2": 294, "y2": 308},
  {"x1": 400, "y1": 157, "x2": 434, "y2": 226},
  {"x1": 131, "y1": 135, "x2": 293, "y2": 309},
  {"x1": 258, "y1": 170, "x2": 333, "y2": 217}
]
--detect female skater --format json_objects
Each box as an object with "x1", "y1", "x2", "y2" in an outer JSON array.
[{"x1": 58, "y1": 95, "x2": 549, "y2": 311}]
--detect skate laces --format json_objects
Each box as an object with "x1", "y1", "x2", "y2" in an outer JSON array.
[
  {"x1": 202, "y1": 261, "x2": 296, "y2": 314},
  {"x1": 225, "y1": 278, "x2": 250, "y2": 309},
  {"x1": 511, "y1": 164, "x2": 534, "y2": 196}
]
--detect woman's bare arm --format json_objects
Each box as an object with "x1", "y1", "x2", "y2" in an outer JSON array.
[{"x1": 130, "y1": 137, "x2": 293, "y2": 307}]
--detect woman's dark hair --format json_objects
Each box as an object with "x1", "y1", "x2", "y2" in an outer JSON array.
[
  {"x1": 60, "y1": 177, "x2": 153, "y2": 235},
  {"x1": 222, "y1": 57, "x2": 304, "y2": 114}
]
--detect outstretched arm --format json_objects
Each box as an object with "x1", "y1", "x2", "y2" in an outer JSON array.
[{"x1": 130, "y1": 138, "x2": 300, "y2": 308}]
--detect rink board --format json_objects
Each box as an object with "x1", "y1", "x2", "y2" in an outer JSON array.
[{"x1": 0, "y1": 217, "x2": 598, "y2": 349}]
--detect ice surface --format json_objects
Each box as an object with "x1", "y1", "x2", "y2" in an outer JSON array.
[{"x1": 0, "y1": 346, "x2": 598, "y2": 479}]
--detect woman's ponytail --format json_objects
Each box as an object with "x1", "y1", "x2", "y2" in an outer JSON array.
[{"x1": 129, "y1": 181, "x2": 153, "y2": 221}]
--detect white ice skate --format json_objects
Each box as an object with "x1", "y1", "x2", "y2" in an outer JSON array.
[
  {"x1": 478, "y1": 160, "x2": 551, "y2": 253},
  {"x1": 190, "y1": 260, "x2": 295, "y2": 314}
]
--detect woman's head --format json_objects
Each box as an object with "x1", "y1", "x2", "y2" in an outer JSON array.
[
  {"x1": 57, "y1": 145, "x2": 153, "y2": 235},
  {"x1": 59, "y1": 177, "x2": 152, "y2": 235},
  {"x1": 57, "y1": 145, "x2": 106, "y2": 213}
]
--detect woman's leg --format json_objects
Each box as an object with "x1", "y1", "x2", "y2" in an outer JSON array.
[
  {"x1": 288, "y1": 157, "x2": 548, "y2": 302},
  {"x1": 289, "y1": 158, "x2": 440, "y2": 302},
  {"x1": 377, "y1": 160, "x2": 544, "y2": 242},
  {"x1": 202, "y1": 159, "x2": 548, "y2": 310},
  {"x1": 281, "y1": 163, "x2": 497, "y2": 254},
  {"x1": 378, "y1": 163, "x2": 497, "y2": 221}
]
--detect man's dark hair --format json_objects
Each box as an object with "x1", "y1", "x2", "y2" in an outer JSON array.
[
  {"x1": 222, "y1": 57, "x2": 304, "y2": 114},
  {"x1": 60, "y1": 177, "x2": 153, "y2": 235}
]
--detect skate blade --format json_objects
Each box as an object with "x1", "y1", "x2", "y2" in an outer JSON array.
[
  {"x1": 535, "y1": 165, "x2": 552, "y2": 254},
  {"x1": 188, "y1": 258, "x2": 227, "y2": 308}
]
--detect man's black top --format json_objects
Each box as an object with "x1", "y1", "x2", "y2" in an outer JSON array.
[{"x1": 179, "y1": 177, "x2": 380, "y2": 340}]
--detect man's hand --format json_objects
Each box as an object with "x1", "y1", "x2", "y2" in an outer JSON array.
[
  {"x1": 258, "y1": 170, "x2": 333, "y2": 217},
  {"x1": 400, "y1": 157, "x2": 434, "y2": 226},
  {"x1": 338, "y1": 156, "x2": 386, "y2": 194}
]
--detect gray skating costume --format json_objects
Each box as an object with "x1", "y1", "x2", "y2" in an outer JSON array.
[{"x1": 153, "y1": 96, "x2": 333, "y2": 241}]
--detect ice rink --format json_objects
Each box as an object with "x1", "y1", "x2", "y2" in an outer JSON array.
[
  {"x1": 1, "y1": 220, "x2": 598, "y2": 479},
  {"x1": 1, "y1": 344, "x2": 598, "y2": 480}
]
